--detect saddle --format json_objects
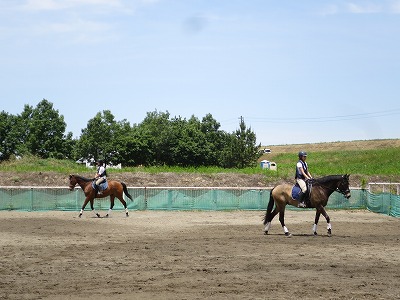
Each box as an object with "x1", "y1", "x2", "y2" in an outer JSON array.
[
  {"x1": 91, "y1": 180, "x2": 108, "y2": 192},
  {"x1": 291, "y1": 180, "x2": 313, "y2": 206}
]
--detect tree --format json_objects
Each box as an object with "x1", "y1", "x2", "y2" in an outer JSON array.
[
  {"x1": 21, "y1": 99, "x2": 73, "y2": 159},
  {"x1": 0, "y1": 111, "x2": 22, "y2": 160},
  {"x1": 200, "y1": 113, "x2": 226, "y2": 166},
  {"x1": 136, "y1": 110, "x2": 173, "y2": 165},
  {"x1": 221, "y1": 117, "x2": 261, "y2": 168},
  {"x1": 170, "y1": 115, "x2": 207, "y2": 166},
  {"x1": 74, "y1": 110, "x2": 131, "y2": 165}
]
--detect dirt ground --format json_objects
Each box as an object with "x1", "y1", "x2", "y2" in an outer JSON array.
[{"x1": 0, "y1": 210, "x2": 399, "y2": 300}]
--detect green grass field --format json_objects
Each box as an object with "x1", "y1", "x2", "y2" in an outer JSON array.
[{"x1": 1, "y1": 139, "x2": 399, "y2": 185}]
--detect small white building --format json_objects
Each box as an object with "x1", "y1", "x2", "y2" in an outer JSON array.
[{"x1": 260, "y1": 160, "x2": 277, "y2": 171}]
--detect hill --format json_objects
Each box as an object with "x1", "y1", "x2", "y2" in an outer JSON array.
[
  {"x1": 0, "y1": 139, "x2": 399, "y2": 188},
  {"x1": 260, "y1": 139, "x2": 400, "y2": 158}
]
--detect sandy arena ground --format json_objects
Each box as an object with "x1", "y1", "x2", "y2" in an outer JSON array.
[{"x1": 0, "y1": 209, "x2": 399, "y2": 300}]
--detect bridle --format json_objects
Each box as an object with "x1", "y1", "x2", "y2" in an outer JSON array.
[
  {"x1": 68, "y1": 175, "x2": 77, "y2": 190},
  {"x1": 309, "y1": 176, "x2": 351, "y2": 198}
]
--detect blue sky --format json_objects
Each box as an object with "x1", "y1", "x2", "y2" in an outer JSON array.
[{"x1": 1, "y1": 0, "x2": 399, "y2": 145}]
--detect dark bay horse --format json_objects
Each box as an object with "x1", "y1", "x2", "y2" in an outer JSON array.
[
  {"x1": 263, "y1": 174, "x2": 351, "y2": 237},
  {"x1": 68, "y1": 174, "x2": 133, "y2": 218}
]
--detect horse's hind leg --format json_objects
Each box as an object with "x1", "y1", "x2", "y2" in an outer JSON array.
[
  {"x1": 116, "y1": 194, "x2": 129, "y2": 217},
  {"x1": 264, "y1": 208, "x2": 279, "y2": 234},
  {"x1": 279, "y1": 210, "x2": 292, "y2": 237},
  {"x1": 105, "y1": 196, "x2": 115, "y2": 218}
]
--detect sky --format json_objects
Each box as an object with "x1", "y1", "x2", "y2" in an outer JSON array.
[{"x1": 1, "y1": 0, "x2": 400, "y2": 146}]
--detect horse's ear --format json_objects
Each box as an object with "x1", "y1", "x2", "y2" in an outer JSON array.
[{"x1": 69, "y1": 174, "x2": 72, "y2": 179}]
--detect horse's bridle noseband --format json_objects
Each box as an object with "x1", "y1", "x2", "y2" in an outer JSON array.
[{"x1": 337, "y1": 178, "x2": 351, "y2": 199}]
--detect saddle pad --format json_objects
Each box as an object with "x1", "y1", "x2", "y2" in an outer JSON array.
[
  {"x1": 291, "y1": 184, "x2": 301, "y2": 201},
  {"x1": 92, "y1": 180, "x2": 108, "y2": 191}
]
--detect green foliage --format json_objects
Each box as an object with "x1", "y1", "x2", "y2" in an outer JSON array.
[
  {"x1": 24, "y1": 100, "x2": 71, "y2": 158},
  {"x1": 0, "y1": 101, "x2": 273, "y2": 168},
  {"x1": 0, "y1": 155, "x2": 87, "y2": 173},
  {"x1": 0, "y1": 99, "x2": 74, "y2": 160},
  {"x1": 0, "y1": 147, "x2": 399, "y2": 187},
  {"x1": 0, "y1": 111, "x2": 21, "y2": 160},
  {"x1": 74, "y1": 110, "x2": 131, "y2": 164}
]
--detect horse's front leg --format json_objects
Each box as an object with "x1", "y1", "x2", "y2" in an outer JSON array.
[
  {"x1": 89, "y1": 198, "x2": 101, "y2": 218},
  {"x1": 79, "y1": 198, "x2": 90, "y2": 218},
  {"x1": 316, "y1": 205, "x2": 331, "y2": 236},
  {"x1": 313, "y1": 210, "x2": 321, "y2": 236}
]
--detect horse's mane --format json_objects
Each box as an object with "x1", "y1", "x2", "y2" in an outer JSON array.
[
  {"x1": 314, "y1": 175, "x2": 343, "y2": 184},
  {"x1": 72, "y1": 175, "x2": 93, "y2": 182}
]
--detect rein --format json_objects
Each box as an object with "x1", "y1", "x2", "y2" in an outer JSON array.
[{"x1": 310, "y1": 178, "x2": 349, "y2": 196}]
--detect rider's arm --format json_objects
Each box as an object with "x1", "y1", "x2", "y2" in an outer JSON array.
[{"x1": 300, "y1": 167, "x2": 312, "y2": 180}]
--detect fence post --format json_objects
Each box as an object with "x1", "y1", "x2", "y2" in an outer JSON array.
[{"x1": 30, "y1": 188, "x2": 34, "y2": 211}]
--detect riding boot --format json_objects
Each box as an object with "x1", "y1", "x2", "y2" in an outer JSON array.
[
  {"x1": 298, "y1": 191, "x2": 306, "y2": 208},
  {"x1": 93, "y1": 184, "x2": 99, "y2": 195}
]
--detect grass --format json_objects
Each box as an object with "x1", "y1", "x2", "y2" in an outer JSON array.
[
  {"x1": 0, "y1": 156, "x2": 263, "y2": 175},
  {"x1": 1, "y1": 142, "x2": 399, "y2": 184},
  {"x1": 0, "y1": 156, "x2": 88, "y2": 173}
]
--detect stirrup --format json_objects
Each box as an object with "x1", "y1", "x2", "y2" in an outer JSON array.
[{"x1": 298, "y1": 202, "x2": 306, "y2": 208}]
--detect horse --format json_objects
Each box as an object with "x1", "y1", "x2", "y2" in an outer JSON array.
[
  {"x1": 263, "y1": 174, "x2": 351, "y2": 237},
  {"x1": 68, "y1": 174, "x2": 133, "y2": 218}
]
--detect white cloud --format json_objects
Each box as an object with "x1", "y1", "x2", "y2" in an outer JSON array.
[
  {"x1": 19, "y1": 0, "x2": 160, "y2": 12},
  {"x1": 318, "y1": 1, "x2": 400, "y2": 15},
  {"x1": 20, "y1": 0, "x2": 124, "y2": 11},
  {"x1": 30, "y1": 18, "x2": 118, "y2": 44},
  {"x1": 3, "y1": 0, "x2": 157, "y2": 45},
  {"x1": 346, "y1": 2, "x2": 382, "y2": 14}
]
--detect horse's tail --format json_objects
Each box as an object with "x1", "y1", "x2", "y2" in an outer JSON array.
[
  {"x1": 121, "y1": 182, "x2": 133, "y2": 201},
  {"x1": 263, "y1": 187, "x2": 275, "y2": 225}
]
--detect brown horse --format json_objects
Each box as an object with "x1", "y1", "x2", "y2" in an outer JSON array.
[
  {"x1": 68, "y1": 174, "x2": 133, "y2": 218},
  {"x1": 263, "y1": 174, "x2": 351, "y2": 237}
]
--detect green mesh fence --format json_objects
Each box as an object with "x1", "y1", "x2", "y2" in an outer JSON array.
[
  {"x1": 366, "y1": 192, "x2": 400, "y2": 218},
  {"x1": 0, "y1": 187, "x2": 398, "y2": 217}
]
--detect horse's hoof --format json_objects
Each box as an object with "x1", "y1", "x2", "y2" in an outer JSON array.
[
  {"x1": 96, "y1": 213, "x2": 101, "y2": 218},
  {"x1": 79, "y1": 214, "x2": 82, "y2": 218},
  {"x1": 313, "y1": 232, "x2": 318, "y2": 236},
  {"x1": 264, "y1": 231, "x2": 268, "y2": 235},
  {"x1": 327, "y1": 229, "x2": 332, "y2": 237},
  {"x1": 285, "y1": 232, "x2": 292, "y2": 237},
  {"x1": 105, "y1": 214, "x2": 109, "y2": 218},
  {"x1": 126, "y1": 213, "x2": 129, "y2": 217}
]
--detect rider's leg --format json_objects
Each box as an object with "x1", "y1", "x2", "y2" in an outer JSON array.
[
  {"x1": 296, "y1": 179, "x2": 307, "y2": 208},
  {"x1": 95, "y1": 178, "x2": 104, "y2": 194}
]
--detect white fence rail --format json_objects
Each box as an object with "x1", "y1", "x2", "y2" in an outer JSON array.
[{"x1": 368, "y1": 183, "x2": 400, "y2": 195}]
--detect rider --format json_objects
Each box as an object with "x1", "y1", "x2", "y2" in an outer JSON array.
[
  {"x1": 94, "y1": 160, "x2": 107, "y2": 195},
  {"x1": 295, "y1": 151, "x2": 312, "y2": 208}
]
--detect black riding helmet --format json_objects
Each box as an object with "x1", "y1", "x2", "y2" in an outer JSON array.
[{"x1": 298, "y1": 151, "x2": 307, "y2": 158}]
